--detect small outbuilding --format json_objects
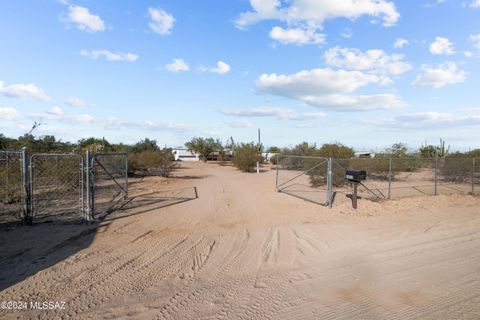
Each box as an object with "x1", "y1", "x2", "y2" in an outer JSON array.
[
  {"x1": 172, "y1": 148, "x2": 200, "y2": 161},
  {"x1": 354, "y1": 151, "x2": 376, "y2": 159}
]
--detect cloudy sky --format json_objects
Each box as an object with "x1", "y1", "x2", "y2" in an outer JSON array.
[{"x1": 1, "y1": 0, "x2": 479, "y2": 150}]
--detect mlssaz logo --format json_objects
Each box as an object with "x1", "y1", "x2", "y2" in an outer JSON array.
[{"x1": 29, "y1": 301, "x2": 66, "y2": 310}]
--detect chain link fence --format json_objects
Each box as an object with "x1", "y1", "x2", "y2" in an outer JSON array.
[
  {"x1": 475, "y1": 158, "x2": 480, "y2": 192},
  {"x1": 276, "y1": 156, "x2": 480, "y2": 207},
  {"x1": 30, "y1": 154, "x2": 84, "y2": 222},
  {"x1": 332, "y1": 158, "x2": 391, "y2": 204},
  {"x1": 0, "y1": 150, "x2": 27, "y2": 223},
  {"x1": 0, "y1": 150, "x2": 129, "y2": 224},
  {"x1": 90, "y1": 153, "x2": 128, "y2": 219},
  {"x1": 276, "y1": 155, "x2": 331, "y2": 206}
]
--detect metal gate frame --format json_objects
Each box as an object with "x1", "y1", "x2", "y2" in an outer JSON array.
[
  {"x1": 276, "y1": 155, "x2": 480, "y2": 208},
  {"x1": 86, "y1": 151, "x2": 128, "y2": 219},
  {"x1": 0, "y1": 149, "x2": 28, "y2": 222},
  {"x1": 1, "y1": 149, "x2": 129, "y2": 224},
  {"x1": 29, "y1": 153, "x2": 84, "y2": 222}
]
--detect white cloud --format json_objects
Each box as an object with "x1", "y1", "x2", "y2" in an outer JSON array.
[
  {"x1": 71, "y1": 114, "x2": 96, "y2": 123},
  {"x1": 0, "y1": 107, "x2": 19, "y2": 120},
  {"x1": 464, "y1": 51, "x2": 474, "y2": 58},
  {"x1": 429, "y1": 37, "x2": 455, "y2": 55},
  {"x1": 256, "y1": 68, "x2": 405, "y2": 111},
  {"x1": 324, "y1": 47, "x2": 412, "y2": 75},
  {"x1": 412, "y1": 62, "x2": 466, "y2": 88},
  {"x1": 148, "y1": 7, "x2": 175, "y2": 35},
  {"x1": 341, "y1": 28, "x2": 353, "y2": 39},
  {"x1": 199, "y1": 61, "x2": 231, "y2": 74},
  {"x1": 220, "y1": 106, "x2": 326, "y2": 120},
  {"x1": 0, "y1": 81, "x2": 51, "y2": 102},
  {"x1": 257, "y1": 68, "x2": 379, "y2": 95},
  {"x1": 302, "y1": 93, "x2": 405, "y2": 111},
  {"x1": 470, "y1": 34, "x2": 480, "y2": 49},
  {"x1": 67, "y1": 5, "x2": 105, "y2": 32},
  {"x1": 221, "y1": 106, "x2": 293, "y2": 118},
  {"x1": 365, "y1": 111, "x2": 480, "y2": 129},
  {"x1": 284, "y1": 112, "x2": 326, "y2": 120},
  {"x1": 47, "y1": 106, "x2": 64, "y2": 116},
  {"x1": 211, "y1": 61, "x2": 231, "y2": 74},
  {"x1": 65, "y1": 96, "x2": 88, "y2": 107},
  {"x1": 269, "y1": 26, "x2": 325, "y2": 45},
  {"x1": 225, "y1": 120, "x2": 253, "y2": 128},
  {"x1": 80, "y1": 49, "x2": 139, "y2": 62},
  {"x1": 394, "y1": 38, "x2": 409, "y2": 49},
  {"x1": 235, "y1": 0, "x2": 400, "y2": 29},
  {"x1": 164, "y1": 58, "x2": 190, "y2": 72},
  {"x1": 235, "y1": 0, "x2": 399, "y2": 47},
  {"x1": 465, "y1": 0, "x2": 480, "y2": 8}
]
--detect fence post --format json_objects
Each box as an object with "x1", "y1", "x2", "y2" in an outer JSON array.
[
  {"x1": 21, "y1": 148, "x2": 30, "y2": 224},
  {"x1": 275, "y1": 154, "x2": 279, "y2": 191},
  {"x1": 434, "y1": 157, "x2": 438, "y2": 196},
  {"x1": 327, "y1": 158, "x2": 333, "y2": 208},
  {"x1": 472, "y1": 158, "x2": 476, "y2": 194},
  {"x1": 125, "y1": 153, "x2": 128, "y2": 200},
  {"x1": 29, "y1": 155, "x2": 34, "y2": 223},
  {"x1": 388, "y1": 158, "x2": 392, "y2": 200},
  {"x1": 85, "y1": 149, "x2": 91, "y2": 221}
]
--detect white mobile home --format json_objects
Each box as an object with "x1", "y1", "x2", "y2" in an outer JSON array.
[{"x1": 172, "y1": 148, "x2": 200, "y2": 161}]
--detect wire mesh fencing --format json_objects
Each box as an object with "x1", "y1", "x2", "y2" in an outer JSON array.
[
  {"x1": 276, "y1": 155, "x2": 331, "y2": 206},
  {"x1": 475, "y1": 158, "x2": 480, "y2": 192},
  {"x1": 30, "y1": 154, "x2": 84, "y2": 223},
  {"x1": 276, "y1": 155, "x2": 480, "y2": 207},
  {"x1": 90, "y1": 153, "x2": 128, "y2": 218},
  {"x1": 0, "y1": 150, "x2": 26, "y2": 223},
  {"x1": 332, "y1": 158, "x2": 391, "y2": 204},
  {"x1": 0, "y1": 150, "x2": 130, "y2": 224}
]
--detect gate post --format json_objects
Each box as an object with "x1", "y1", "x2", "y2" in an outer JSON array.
[
  {"x1": 125, "y1": 153, "x2": 128, "y2": 200},
  {"x1": 473, "y1": 158, "x2": 476, "y2": 194},
  {"x1": 327, "y1": 158, "x2": 333, "y2": 208},
  {"x1": 21, "y1": 147, "x2": 31, "y2": 224},
  {"x1": 388, "y1": 158, "x2": 392, "y2": 200},
  {"x1": 275, "y1": 154, "x2": 279, "y2": 192},
  {"x1": 434, "y1": 157, "x2": 438, "y2": 196},
  {"x1": 85, "y1": 149, "x2": 92, "y2": 221}
]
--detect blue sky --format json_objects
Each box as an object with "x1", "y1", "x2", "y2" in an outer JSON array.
[{"x1": 0, "y1": 0, "x2": 479, "y2": 151}]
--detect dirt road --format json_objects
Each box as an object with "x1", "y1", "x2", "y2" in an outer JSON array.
[{"x1": 1, "y1": 162, "x2": 480, "y2": 319}]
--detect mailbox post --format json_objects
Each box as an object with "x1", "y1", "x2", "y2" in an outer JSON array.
[{"x1": 345, "y1": 169, "x2": 367, "y2": 209}]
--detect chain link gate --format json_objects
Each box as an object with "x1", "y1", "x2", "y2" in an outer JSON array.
[
  {"x1": 30, "y1": 154, "x2": 84, "y2": 223},
  {"x1": 275, "y1": 155, "x2": 332, "y2": 206},
  {"x1": 89, "y1": 152, "x2": 128, "y2": 219},
  {"x1": 0, "y1": 150, "x2": 28, "y2": 223}
]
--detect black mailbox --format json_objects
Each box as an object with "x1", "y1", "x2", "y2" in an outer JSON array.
[{"x1": 345, "y1": 169, "x2": 366, "y2": 182}]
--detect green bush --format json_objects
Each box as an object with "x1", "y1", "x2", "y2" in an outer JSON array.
[
  {"x1": 440, "y1": 155, "x2": 474, "y2": 183},
  {"x1": 185, "y1": 137, "x2": 222, "y2": 162},
  {"x1": 233, "y1": 142, "x2": 263, "y2": 172},
  {"x1": 128, "y1": 150, "x2": 177, "y2": 177}
]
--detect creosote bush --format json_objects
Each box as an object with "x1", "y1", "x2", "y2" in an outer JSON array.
[
  {"x1": 233, "y1": 143, "x2": 263, "y2": 172},
  {"x1": 185, "y1": 137, "x2": 222, "y2": 162},
  {"x1": 128, "y1": 150, "x2": 176, "y2": 177}
]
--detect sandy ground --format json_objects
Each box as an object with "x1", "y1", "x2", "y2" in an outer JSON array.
[{"x1": 1, "y1": 161, "x2": 480, "y2": 319}]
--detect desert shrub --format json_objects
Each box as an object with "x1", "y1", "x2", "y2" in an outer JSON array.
[
  {"x1": 232, "y1": 142, "x2": 263, "y2": 172},
  {"x1": 128, "y1": 150, "x2": 177, "y2": 177},
  {"x1": 306, "y1": 143, "x2": 354, "y2": 187},
  {"x1": 185, "y1": 137, "x2": 222, "y2": 162},
  {"x1": 131, "y1": 138, "x2": 160, "y2": 153},
  {"x1": 269, "y1": 154, "x2": 279, "y2": 165},
  {"x1": 316, "y1": 143, "x2": 354, "y2": 158},
  {"x1": 440, "y1": 155, "x2": 474, "y2": 183}
]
